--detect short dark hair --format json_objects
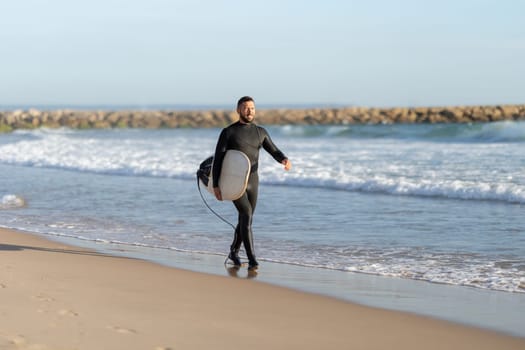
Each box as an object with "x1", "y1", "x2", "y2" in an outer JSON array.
[{"x1": 237, "y1": 96, "x2": 254, "y2": 108}]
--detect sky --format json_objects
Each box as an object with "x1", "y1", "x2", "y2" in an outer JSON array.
[{"x1": 1, "y1": 0, "x2": 524, "y2": 108}]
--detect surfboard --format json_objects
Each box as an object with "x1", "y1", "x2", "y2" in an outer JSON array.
[{"x1": 204, "y1": 150, "x2": 251, "y2": 201}]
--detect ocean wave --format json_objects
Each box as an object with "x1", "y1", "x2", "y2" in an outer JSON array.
[
  {"x1": 13, "y1": 127, "x2": 76, "y2": 136},
  {"x1": 275, "y1": 121, "x2": 525, "y2": 143},
  {"x1": 0, "y1": 127, "x2": 523, "y2": 205},
  {"x1": 266, "y1": 176, "x2": 525, "y2": 204}
]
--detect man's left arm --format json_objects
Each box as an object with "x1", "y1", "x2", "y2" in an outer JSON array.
[{"x1": 261, "y1": 128, "x2": 292, "y2": 171}]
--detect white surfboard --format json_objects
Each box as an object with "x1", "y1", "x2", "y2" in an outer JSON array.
[{"x1": 206, "y1": 150, "x2": 251, "y2": 201}]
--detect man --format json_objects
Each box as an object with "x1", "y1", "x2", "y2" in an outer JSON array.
[{"x1": 212, "y1": 96, "x2": 291, "y2": 270}]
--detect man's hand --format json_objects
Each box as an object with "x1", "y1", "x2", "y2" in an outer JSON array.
[
  {"x1": 214, "y1": 187, "x2": 223, "y2": 201},
  {"x1": 282, "y1": 159, "x2": 292, "y2": 171}
]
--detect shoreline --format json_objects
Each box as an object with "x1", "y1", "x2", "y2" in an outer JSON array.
[
  {"x1": 1, "y1": 104, "x2": 524, "y2": 131},
  {"x1": 2, "y1": 227, "x2": 524, "y2": 350},
  {"x1": 46, "y1": 231, "x2": 525, "y2": 338}
]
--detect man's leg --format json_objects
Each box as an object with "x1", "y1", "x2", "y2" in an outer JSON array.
[
  {"x1": 228, "y1": 226, "x2": 243, "y2": 266},
  {"x1": 233, "y1": 174, "x2": 259, "y2": 269}
]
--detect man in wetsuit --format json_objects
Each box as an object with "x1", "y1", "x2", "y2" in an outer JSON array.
[{"x1": 213, "y1": 96, "x2": 292, "y2": 270}]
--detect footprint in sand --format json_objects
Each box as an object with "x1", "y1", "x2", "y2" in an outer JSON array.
[
  {"x1": 58, "y1": 309, "x2": 79, "y2": 317},
  {"x1": 0, "y1": 334, "x2": 49, "y2": 350},
  {"x1": 1, "y1": 334, "x2": 27, "y2": 348},
  {"x1": 107, "y1": 325, "x2": 137, "y2": 335},
  {"x1": 32, "y1": 294, "x2": 55, "y2": 303}
]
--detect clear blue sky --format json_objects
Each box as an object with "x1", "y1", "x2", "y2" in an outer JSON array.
[{"x1": 1, "y1": 0, "x2": 523, "y2": 108}]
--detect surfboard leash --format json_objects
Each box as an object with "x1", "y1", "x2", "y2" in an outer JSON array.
[
  {"x1": 196, "y1": 177, "x2": 250, "y2": 267},
  {"x1": 196, "y1": 176, "x2": 236, "y2": 230}
]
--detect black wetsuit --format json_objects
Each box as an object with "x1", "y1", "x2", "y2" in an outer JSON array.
[{"x1": 213, "y1": 121, "x2": 287, "y2": 266}]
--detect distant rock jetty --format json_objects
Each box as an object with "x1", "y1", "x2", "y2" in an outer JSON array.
[{"x1": 1, "y1": 105, "x2": 524, "y2": 132}]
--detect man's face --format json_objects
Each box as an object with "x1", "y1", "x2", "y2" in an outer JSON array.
[{"x1": 237, "y1": 101, "x2": 255, "y2": 123}]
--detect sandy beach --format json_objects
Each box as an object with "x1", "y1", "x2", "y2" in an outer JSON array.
[{"x1": 0, "y1": 228, "x2": 523, "y2": 350}]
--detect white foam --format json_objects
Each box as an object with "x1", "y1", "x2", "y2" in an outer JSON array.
[
  {"x1": 0, "y1": 130, "x2": 206, "y2": 180},
  {"x1": 262, "y1": 175, "x2": 525, "y2": 204},
  {"x1": 258, "y1": 246, "x2": 525, "y2": 293},
  {"x1": 0, "y1": 194, "x2": 26, "y2": 209},
  {"x1": 1, "y1": 128, "x2": 524, "y2": 205}
]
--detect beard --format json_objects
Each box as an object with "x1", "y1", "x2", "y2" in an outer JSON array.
[{"x1": 239, "y1": 114, "x2": 254, "y2": 123}]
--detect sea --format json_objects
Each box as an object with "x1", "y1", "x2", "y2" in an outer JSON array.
[{"x1": 1, "y1": 121, "x2": 524, "y2": 335}]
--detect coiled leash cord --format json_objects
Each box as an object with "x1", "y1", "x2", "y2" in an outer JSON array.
[
  {"x1": 196, "y1": 175, "x2": 236, "y2": 230},
  {"x1": 196, "y1": 177, "x2": 244, "y2": 266}
]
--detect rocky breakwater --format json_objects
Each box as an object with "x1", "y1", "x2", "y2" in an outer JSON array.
[{"x1": 0, "y1": 105, "x2": 524, "y2": 132}]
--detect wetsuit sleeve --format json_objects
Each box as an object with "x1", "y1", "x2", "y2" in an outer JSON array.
[
  {"x1": 260, "y1": 127, "x2": 287, "y2": 163},
  {"x1": 212, "y1": 128, "x2": 228, "y2": 187}
]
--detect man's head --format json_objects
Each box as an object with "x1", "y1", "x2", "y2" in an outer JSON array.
[{"x1": 237, "y1": 96, "x2": 255, "y2": 124}]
